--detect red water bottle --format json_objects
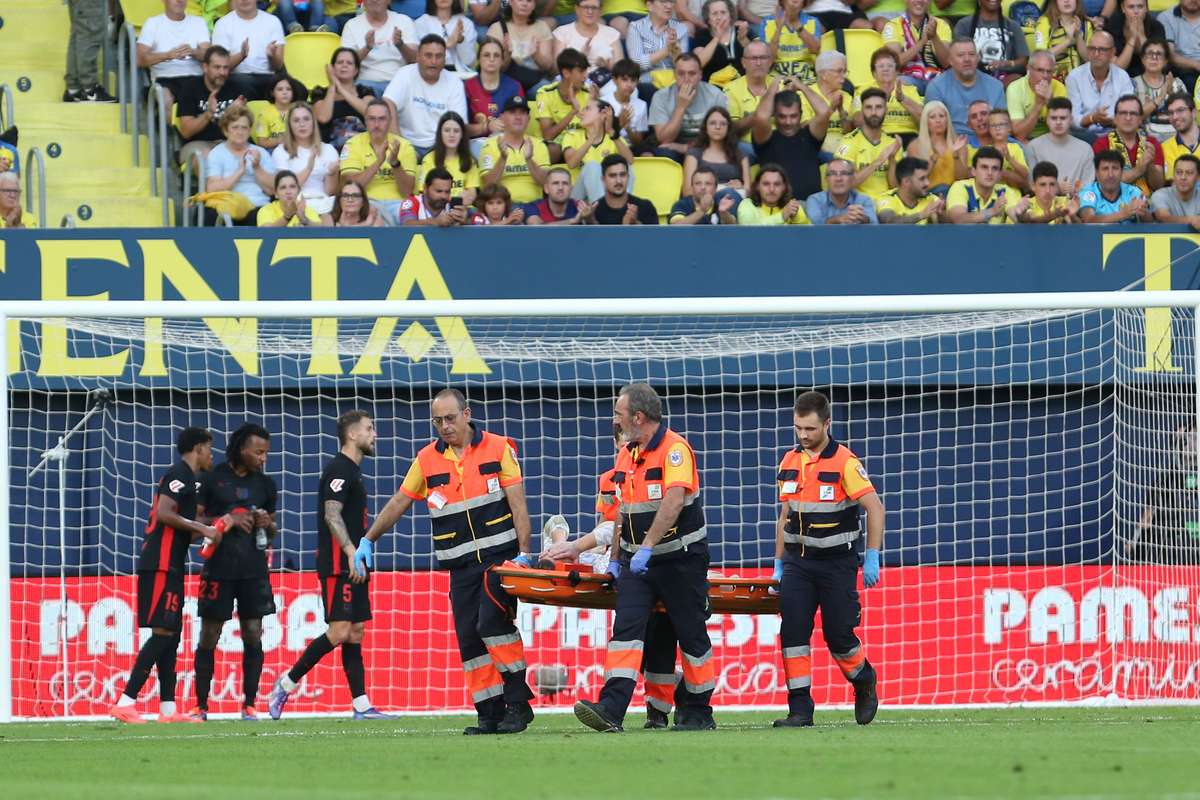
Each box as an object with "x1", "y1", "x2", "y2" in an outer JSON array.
[{"x1": 200, "y1": 515, "x2": 230, "y2": 560}]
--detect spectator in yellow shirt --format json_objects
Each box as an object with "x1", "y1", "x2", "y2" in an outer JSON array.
[
  {"x1": 257, "y1": 170, "x2": 329, "y2": 226},
  {"x1": 808, "y1": 51, "x2": 854, "y2": 155},
  {"x1": 852, "y1": 48, "x2": 924, "y2": 143},
  {"x1": 0, "y1": 173, "x2": 36, "y2": 228},
  {"x1": 535, "y1": 48, "x2": 593, "y2": 159},
  {"x1": 760, "y1": 0, "x2": 822, "y2": 82},
  {"x1": 876, "y1": 155, "x2": 944, "y2": 222},
  {"x1": 339, "y1": 98, "x2": 420, "y2": 223},
  {"x1": 479, "y1": 96, "x2": 553, "y2": 203},
  {"x1": 736, "y1": 164, "x2": 811, "y2": 223},
  {"x1": 907, "y1": 100, "x2": 968, "y2": 192},
  {"x1": 1007, "y1": 50, "x2": 1069, "y2": 140},
  {"x1": 835, "y1": 87, "x2": 902, "y2": 198},
  {"x1": 725, "y1": 40, "x2": 775, "y2": 145},
  {"x1": 563, "y1": 100, "x2": 636, "y2": 201},
  {"x1": 945, "y1": 145, "x2": 1018, "y2": 223},
  {"x1": 1008, "y1": 160, "x2": 1080, "y2": 221},
  {"x1": 881, "y1": 0, "x2": 952, "y2": 93},
  {"x1": 252, "y1": 73, "x2": 301, "y2": 149}
]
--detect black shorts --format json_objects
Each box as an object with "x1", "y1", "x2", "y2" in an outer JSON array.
[
  {"x1": 320, "y1": 574, "x2": 372, "y2": 624},
  {"x1": 137, "y1": 570, "x2": 185, "y2": 631},
  {"x1": 197, "y1": 575, "x2": 277, "y2": 621}
]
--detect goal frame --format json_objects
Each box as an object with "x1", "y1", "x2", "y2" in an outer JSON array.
[{"x1": 2, "y1": 289, "x2": 1199, "y2": 723}]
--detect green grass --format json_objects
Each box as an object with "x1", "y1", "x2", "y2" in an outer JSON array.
[{"x1": 1, "y1": 708, "x2": 1197, "y2": 799}]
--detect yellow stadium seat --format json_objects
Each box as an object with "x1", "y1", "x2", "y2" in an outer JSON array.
[
  {"x1": 283, "y1": 32, "x2": 342, "y2": 91},
  {"x1": 631, "y1": 157, "x2": 684, "y2": 222},
  {"x1": 121, "y1": 0, "x2": 165, "y2": 29},
  {"x1": 820, "y1": 29, "x2": 885, "y2": 92}
]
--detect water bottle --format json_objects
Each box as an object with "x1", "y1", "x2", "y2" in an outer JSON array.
[{"x1": 251, "y1": 505, "x2": 269, "y2": 551}]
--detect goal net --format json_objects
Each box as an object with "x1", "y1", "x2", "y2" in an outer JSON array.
[{"x1": 3, "y1": 298, "x2": 1199, "y2": 720}]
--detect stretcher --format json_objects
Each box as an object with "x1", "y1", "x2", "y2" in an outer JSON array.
[{"x1": 493, "y1": 564, "x2": 780, "y2": 614}]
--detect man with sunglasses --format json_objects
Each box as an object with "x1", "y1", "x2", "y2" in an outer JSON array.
[{"x1": 354, "y1": 388, "x2": 537, "y2": 735}]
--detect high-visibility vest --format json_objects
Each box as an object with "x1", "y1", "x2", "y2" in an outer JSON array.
[
  {"x1": 612, "y1": 425, "x2": 706, "y2": 558},
  {"x1": 596, "y1": 467, "x2": 620, "y2": 523},
  {"x1": 777, "y1": 438, "x2": 864, "y2": 556},
  {"x1": 415, "y1": 428, "x2": 519, "y2": 569}
]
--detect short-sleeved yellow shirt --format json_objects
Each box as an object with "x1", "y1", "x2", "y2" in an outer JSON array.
[
  {"x1": 834, "y1": 128, "x2": 900, "y2": 199},
  {"x1": 416, "y1": 151, "x2": 481, "y2": 196},
  {"x1": 535, "y1": 82, "x2": 592, "y2": 145},
  {"x1": 724, "y1": 75, "x2": 771, "y2": 143},
  {"x1": 400, "y1": 440, "x2": 522, "y2": 500},
  {"x1": 478, "y1": 136, "x2": 552, "y2": 203},
  {"x1": 852, "y1": 82, "x2": 923, "y2": 136},
  {"x1": 256, "y1": 200, "x2": 323, "y2": 226},
  {"x1": 339, "y1": 132, "x2": 418, "y2": 201},
  {"x1": 875, "y1": 188, "x2": 938, "y2": 223},
  {"x1": 946, "y1": 178, "x2": 1018, "y2": 224}
]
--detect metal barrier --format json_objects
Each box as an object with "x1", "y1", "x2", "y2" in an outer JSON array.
[
  {"x1": 151, "y1": 84, "x2": 172, "y2": 225},
  {"x1": 116, "y1": 22, "x2": 141, "y2": 166},
  {"x1": 23, "y1": 147, "x2": 47, "y2": 228},
  {"x1": 0, "y1": 83, "x2": 13, "y2": 131},
  {"x1": 180, "y1": 151, "x2": 209, "y2": 227}
]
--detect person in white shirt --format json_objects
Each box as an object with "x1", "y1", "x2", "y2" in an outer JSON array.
[
  {"x1": 415, "y1": 0, "x2": 479, "y2": 73},
  {"x1": 271, "y1": 102, "x2": 340, "y2": 214},
  {"x1": 1065, "y1": 30, "x2": 1135, "y2": 142},
  {"x1": 212, "y1": 0, "x2": 286, "y2": 99},
  {"x1": 383, "y1": 34, "x2": 469, "y2": 153},
  {"x1": 136, "y1": 0, "x2": 211, "y2": 107},
  {"x1": 341, "y1": 0, "x2": 419, "y2": 96},
  {"x1": 599, "y1": 58, "x2": 650, "y2": 149}
]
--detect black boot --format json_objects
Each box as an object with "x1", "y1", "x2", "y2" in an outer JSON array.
[
  {"x1": 496, "y1": 702, "x2": 534, "y2": 734},
  {"x1": 463, "y1": 716, "x2": 500, "y2": 735},
  {"x1": 672, "y1": 711, "x2": 716, "y2": 731},
  {"x1": 772, "y1": 713, "x2": 814, "y2": 728},
  {"x1": 644, "y1": 707, "x2": 670, "y2": 729},
  {"x1": 853, "y1": 674, "x2": 879, "y2": 725},
  {"x1": 573, "y1": 700, "x2": 623, "y2": 732}
]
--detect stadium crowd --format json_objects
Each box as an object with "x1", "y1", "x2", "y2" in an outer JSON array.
[{"x1": 15, "y1": 0, "x2": 1200, "y2": 227}]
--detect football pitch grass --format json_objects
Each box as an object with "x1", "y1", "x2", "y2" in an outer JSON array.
[{"x1": 2, "y1": 707, "x2": 1197, "y2": 799}]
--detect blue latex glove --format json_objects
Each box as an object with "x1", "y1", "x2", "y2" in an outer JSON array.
[
  {"x1": 862, "y1": 548, "x2": 881, "y2": 588},
  {"x1": 354, "y1": 538, "x2": 374, "y2": 572},
  {"x1": 769, "y1": 558, "x2": 784, "y2": 595},
  {"x1": 606, "y1": 560, "x2": 622, "y2": 581},
  {"x1": 513, "y1": 553, "x2": 535, "y2": 568},
  {"x1": 630, "y1": 546, "x2": 652, "y2": 575}
]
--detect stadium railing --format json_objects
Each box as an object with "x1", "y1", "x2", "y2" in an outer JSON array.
[
  {"x1": 0, "y1": 83, "x2": 13, "y2": 132},
  {"x1": 23, "y1": 147, "x2": 46, "y2": 228}
]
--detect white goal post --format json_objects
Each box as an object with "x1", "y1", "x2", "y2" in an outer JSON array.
[{"x1": 3, "y1": 290, "x2": 1200, "y2": 722}]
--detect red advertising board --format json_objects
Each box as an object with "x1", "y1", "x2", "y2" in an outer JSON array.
[{"x1": 9, "y1": 566, "x2": 1200, "y2": 717}]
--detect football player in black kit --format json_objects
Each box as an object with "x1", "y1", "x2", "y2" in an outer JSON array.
[
  {"x1": 191, "y1": 423, "x2": 279, "y2": 721},
  {"x1": 110, "y1": 427, "x2": 220, "y2": 724},
  {"x1": 268, "y1": 410, "x2": 393, "y2": 720}
]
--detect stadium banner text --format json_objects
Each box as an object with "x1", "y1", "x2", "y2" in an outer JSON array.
[
  {"x1": 10, "y1": 566, "x2": 1200, "y2": 718},
  {"x1": 0, "y1": 228, "x2": 1197, "y2": 385}
]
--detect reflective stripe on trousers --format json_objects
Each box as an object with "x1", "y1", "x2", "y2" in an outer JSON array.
[
  {"x1": 603, "y1": 638, "x2": 644, "y2": 682},
  {"x1": 681, "y1": 648, "x2": 715, "y2": 694},
  {"x1": 461, "y1": 653, "x2": 504, "y2": 703},
  {"x1": 781, "y1": 645, "x2": 812, "y2": 690},
  {"x1": 482, "y1": 631, "x2": 527, "y2": 673}
]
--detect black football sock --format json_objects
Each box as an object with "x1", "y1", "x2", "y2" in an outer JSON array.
[
  {"x1": 156, "y1": 633, "x2": 182, "y2": 704},
  {"x1": 243, "y1": 641, "x2": 264, "y2": 707},
  {"x1": 194, "y1": 646, "x2": 216, "y2": 711},
  {"x1": 123, "y1": 634, "x2": 173, "y2": 701},
  {"x1": 341, "y1": 642, "x2": 366, "y2": 699},
  {"x1": 288, "y1": 634, "x2": 336, "y2": 684}
]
